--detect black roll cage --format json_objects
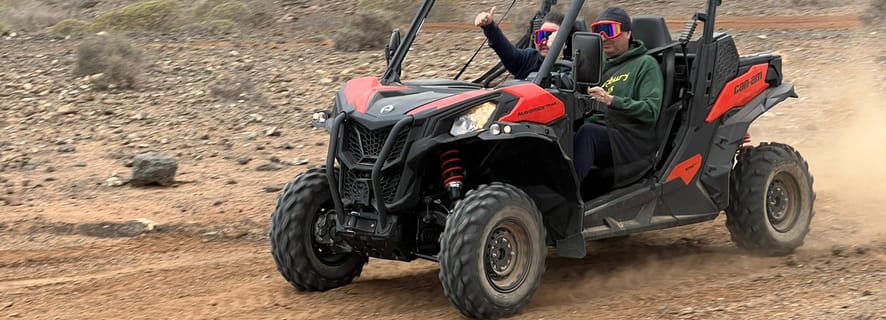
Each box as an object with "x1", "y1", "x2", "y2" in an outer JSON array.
[{"x1": 381, "y1": 0, "x2": 724, "y2": 89}]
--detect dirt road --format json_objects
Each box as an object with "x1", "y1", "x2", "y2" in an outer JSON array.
[{"x1": 1, "y1": 10, "x2": 885, "y2": 320}]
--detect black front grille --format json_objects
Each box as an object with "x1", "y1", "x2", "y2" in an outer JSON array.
[
  {"x1": 342, "y1": 169, "x2": 371, "y2": 204},
  {"x1": 342, "y1": 168, "x2": 401, "y2": 204},
  {"x1": 344, "y1": 122, "x2": 410, "y2": 165}
]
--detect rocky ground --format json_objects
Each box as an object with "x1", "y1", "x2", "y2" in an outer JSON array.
[{"x1": 1, "y1": 0, "x2": 886, "y2": 319}]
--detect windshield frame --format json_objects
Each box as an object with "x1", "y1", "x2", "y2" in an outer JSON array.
[{"x1": 382, "y1": 0, "x2": 586, "y2": 87}]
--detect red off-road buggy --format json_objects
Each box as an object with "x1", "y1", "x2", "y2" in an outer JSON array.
[{"x1": 270, "y1": 0, "x2": 814, "y2": 318}]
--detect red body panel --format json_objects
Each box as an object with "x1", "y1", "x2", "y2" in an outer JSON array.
[
  {"x1": 706, "y1": 64, "x2": 770, "y2": 123},
  {"x1": 406, "y1": 90, "x2": 492, "y2": 115},
  {"x1": 666, "y1": 154, "x2": 703, "y2": 185},
  {"x1": 497, "y1": 84, "x2": 566, "y2": 124},
  {"x1": 342, "y1": 77, "x2": 407, "y2": 113}
]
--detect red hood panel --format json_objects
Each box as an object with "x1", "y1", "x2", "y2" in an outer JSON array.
[
  {"x1": 342, "y1": 77, "x2": 407, "y2": 113},
  {"x1": 498, "y1": 84, "x2": 565, "y2": 124}
]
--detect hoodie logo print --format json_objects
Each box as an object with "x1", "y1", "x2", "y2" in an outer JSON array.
[{"x1": 600, "y1": 72, "x2": 631, "y2": 95}]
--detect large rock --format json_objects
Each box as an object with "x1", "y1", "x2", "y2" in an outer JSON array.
[{"x1": 131, "y1": 152, "x2": 178, "y2": 186}]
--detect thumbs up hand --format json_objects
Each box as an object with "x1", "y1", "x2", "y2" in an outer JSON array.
[{"x1": 474, "y1": 7, "x2": 496, "y2": 27}]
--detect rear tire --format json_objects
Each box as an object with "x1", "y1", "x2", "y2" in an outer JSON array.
[
  {"x1": 439, "y1": 183, "x2": 546, "y2": 319},
  {"x1": 270, "y1": 168, "x2": 366, "y2": 291},
  {"x1": 726, "y1": 143, "x2": 815, "y2": 256}
]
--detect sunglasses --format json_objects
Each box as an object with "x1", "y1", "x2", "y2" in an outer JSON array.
[
  {"x1": 533, "y1": 29, "x2": 556, "y2": 47},
  {"x1": 591, "y1": 20, "x2": 624, "y2": 40}
]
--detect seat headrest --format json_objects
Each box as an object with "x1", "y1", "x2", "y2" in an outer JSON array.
[
  {"x1": 574, "y1": 19, "x2": 588, "y2": 32},
  {"x1": 631, "y1": 15, "x2": 672, "y2": 49}
]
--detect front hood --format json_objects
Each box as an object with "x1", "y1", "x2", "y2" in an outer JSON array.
[{"x1": 338, "y1": 77, "x2": 493, "y2": 118}]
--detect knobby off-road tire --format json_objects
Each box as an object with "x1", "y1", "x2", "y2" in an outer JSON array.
[
  {"x1": 727, "y1": 143, "x2": 815, "y2": 256},
  {"x1": 439, "y1": 183, "x2": 546, "y2": 319},
  {"x1": 270, "y1": 168, "x2": 367, "y2": 291}
]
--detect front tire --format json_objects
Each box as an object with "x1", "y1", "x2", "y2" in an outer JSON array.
[
  {"x1": 270, "y1": 168, "x2": 367, "y2": 291},
  {"x1": 439, "y1": 183, "x2": 546, "y2": 319},
  {"x1": 727, "y1": 143, "x2": 815, "y2": 256}
]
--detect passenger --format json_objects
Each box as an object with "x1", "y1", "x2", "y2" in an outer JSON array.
[
  {"x1": 573, "y1": 7, "x2": 664, "y2": 186},
  {"x1": 475, "y1": 7, "x2": 567, "y2": 79}
]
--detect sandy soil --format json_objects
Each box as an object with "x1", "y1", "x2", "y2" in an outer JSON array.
[{"x1": 1, "y1": 0, "x2": 885, "y2": 318}]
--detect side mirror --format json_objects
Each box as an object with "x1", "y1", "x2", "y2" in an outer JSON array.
[
  {"x1": 571, "y1": 32, "x2": 604, "y2": 88},
  {"x1": 385, "y1": 29, "x2": 401, "y2": 65}
]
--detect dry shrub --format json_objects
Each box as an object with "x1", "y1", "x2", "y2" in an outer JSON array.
[
  {"x1": 190, "y1": 0, "x2": 275, "y2": 29},
  {"x1": 790, "y1": 0, "x2": 821, "y2": 5},
  {"x1": 0, "y1": 21, "x2": 9, "y2": 35},
  {"x1": 48, "y1": 18, "x2": 90, "y2": 37},
  {"x1": 333, "y1": 12, "x2": 393, "y2": 52},
  {"x1": 75, "y1": 34, "x2": 143, "y2": 90},
  {"x1": 356, "y1": 0, "x2": 462, "y2": 24},
  {"x1": 90, "y1": 0, "x2": 183, "y2": 32},
  {"x1": 204, "y1": 1, "x2": 250, "y2": 22},
  {"x1": 181, "y1": 19, "x2": 239, "y2": 35},
  {"x1": 209, "y1": 71, "x2": 264, "y2": 102},
  {"x1": 1, "y1": 0, "x2": 66, "y2": 32},
  {"x1": 860, "y1": 0, "x2": 885, "y2": 27}
]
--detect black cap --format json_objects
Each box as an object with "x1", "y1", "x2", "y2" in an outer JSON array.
[{"x1": 596, "y1": 7, "x2": 632, "y2": 31}]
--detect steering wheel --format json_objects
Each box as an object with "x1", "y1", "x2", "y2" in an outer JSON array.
[
  {"x1": 553, "y1": 60, "x2": 573, "y2": 73},
  {"x1": 550, "y1": 60, "x2": 574, "y2": 90}
]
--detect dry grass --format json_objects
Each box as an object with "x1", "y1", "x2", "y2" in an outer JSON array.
[
  {"x1": 47, "y1": 18, "x2": 90, "y2": 37},
  {"x1": 860, "y1": 0, "x2": 885, "y2": 27},
  {"x1": 333, "y1": 12, "x2": 394, "y2": 52},
  {"x1": 89, "y1": 0, "x2": 183, "y2": 32},
  {"x1": 181, "y1": 19, "x2": 239, "y2": 35},
  {"x1": 75, "y1": 34, "x2": 143, "y2": 90},
  {"x1": 356, "y1": 0, "x2": 464, "y2": 24},
  {"x1": 0, "y1": 20, "x2": 9, "y2": 35},
  {"x1": 1, "y1": 0, "x2": 65, "y2": 32},
  {"x1": 191, "y1": 0, "x2": 275, "y2": 31},
  {"x1": 209, "y1": 71, "x2": 265, "y2": 103}
]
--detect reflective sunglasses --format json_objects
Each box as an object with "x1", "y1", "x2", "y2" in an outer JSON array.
[
  {"x1": 533, "y1": 29, "x2": 556, "y2": 46},
  {"x1": 591, "y1": 20, "x2": 624, "y2": 40}
]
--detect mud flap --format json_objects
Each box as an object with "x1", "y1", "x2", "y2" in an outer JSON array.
[{"x1": 556, "y1": 233, "x2": 586, "y2": 258}]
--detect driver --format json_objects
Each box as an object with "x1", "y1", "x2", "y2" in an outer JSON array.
[
  {"x1": 475, "y1": 7, "x2": 566, "y2": 79},
  {"x1": 573, "y1": 7, "x2": 664, "y2": 187}
]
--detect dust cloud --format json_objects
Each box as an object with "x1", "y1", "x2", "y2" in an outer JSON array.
[{"x1": 801, "y1": 68, "x2": 886, "y2": 246}]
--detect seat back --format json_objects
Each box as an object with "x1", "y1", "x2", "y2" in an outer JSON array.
[
  {"x1": 631, "y1": 15, "x2": 675, "y2": 107},
  {"x1": 579, "y1": 17, "x2": 683, "y2": 200},
  {"x1": 631, "y1": 15, "x2": 682, "y2": 175}
]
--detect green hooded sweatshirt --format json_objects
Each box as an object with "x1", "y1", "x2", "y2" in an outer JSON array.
[
  {"x1": 587, "y1": 39, "x2": 663, "y2": 126},
  {"x1": 587, "y1": 39, "x2": 665, "y2": 187}
]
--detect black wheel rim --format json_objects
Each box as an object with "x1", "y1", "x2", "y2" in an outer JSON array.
[
  {"x1": 484, "y1": 219, "x2": 531, "y2": 293},
  {"x1": 309, "y1": 201, "x2": 349, "y2": 265},
  {"x1": 767, "y1": 172, "x2": 801, "y2": 233}
]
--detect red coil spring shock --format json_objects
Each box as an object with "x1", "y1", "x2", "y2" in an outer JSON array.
[
  {"x1": 440, "y1": 149, "x2": 464, "y2": 200},
  {"x1": 738, "y1": 133, "x2": 752, "y2": 155}
]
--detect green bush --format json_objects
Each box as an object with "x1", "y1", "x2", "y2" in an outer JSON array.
[
  {"x1": 89, "y1": 0, "x2": 183, "y2": 32},
  {"x1": 191, "y1": 0, "x2": 272, "y2": 29},
  {"x1": 191, "y1": 0, "x2": 228, "y2": 17},
  {"x1": 48, "y1": 18, "x2": 90, "y2": 37},
  {"x1": 182, "y1": 19, "x2": 239, "y2": 35},
  {"x1": 75, "y1": 34, "x2": 143, "y2": 90},
  {"x1": 0, "y1": 21, "x2": 10, "y2": 36},
  {"x1": 205, "y1": 1, "x2": 250, "y2": 22},
  {"x1": 333, "y1": 12, "x2": 393, "y2": 52}
]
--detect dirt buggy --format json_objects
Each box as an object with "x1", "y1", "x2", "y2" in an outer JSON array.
[{"x1": 270, "y1": 0, "x2": 815, "y2": 318}]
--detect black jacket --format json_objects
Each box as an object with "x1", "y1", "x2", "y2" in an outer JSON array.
[{"x1": 481, "y1": 22, "x2": 543, "y2": 79}]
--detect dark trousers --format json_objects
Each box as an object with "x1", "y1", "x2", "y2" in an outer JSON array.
[{"x1": 573, "y1": 123, "x2": 613, "y2": 182}]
